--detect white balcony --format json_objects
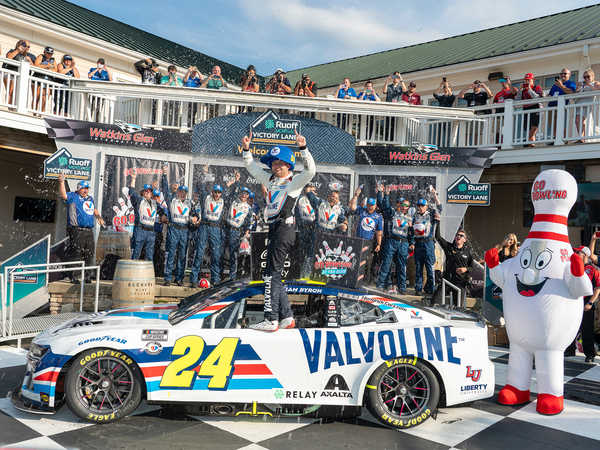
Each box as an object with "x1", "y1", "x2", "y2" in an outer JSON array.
[{"x1": 2, "y1": 57, "x2": 600, "y2": 165}]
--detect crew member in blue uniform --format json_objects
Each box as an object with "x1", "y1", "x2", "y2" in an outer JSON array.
[
  {"x1": 349, "y1": 186, "x2": 383, "y2": 285},
  {"x1": 161, "y1": 165, "x2": 191, "y2": 286},
  {"x1": 411, "y1": 190, "x2": 442, "y2": 296},
  {"x1": 376, "y1": 184, "x2": 398, "y2": 290},
  {"x1": 224, "y1": 185, "x2": 252, "y2": 280},
  {"x1": 128, "y1": 170, "x2": 158, "y2": 260},
  {"x1": 376, "y1": 195, "x2": 413, "y2": 294},
  {"x1": 58, "y1": 174, "x2": 105, "y2": 283},
  {"x1": 242, "y1": 131, "x2": 316, "y2": 331},
  {"x1": 190, "y1": 183, "x2": 226, "y2": 286}
]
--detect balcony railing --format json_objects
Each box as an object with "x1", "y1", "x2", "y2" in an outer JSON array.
[{"x1": 2, "y1": 57, "x2": 600, "y2": 152}]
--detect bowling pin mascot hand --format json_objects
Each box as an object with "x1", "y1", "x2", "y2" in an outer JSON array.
[{"x1": 484, "y1": 170, "x2": 592, "y2": 415}]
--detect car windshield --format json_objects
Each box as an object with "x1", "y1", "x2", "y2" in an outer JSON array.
[{"x1": 168, "y1": 281, "x2": 240, "y2": 325}]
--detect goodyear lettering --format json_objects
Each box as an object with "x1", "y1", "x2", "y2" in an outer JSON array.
[
  {"x1": 79, "y1": 350, "x2": 132, "y2": 366},
  {"x1": 87, "y1": 412, "x2": 116, "y2": 421},
  {"x1": 299, "y1": 327, "x2": 461, "y2": 374},
  {"x1": 78, "y1": 336, "x2": 127, "y2": 346},
  {"x1": 381, "y1": 408, "x2": 431, "y2": 427}
]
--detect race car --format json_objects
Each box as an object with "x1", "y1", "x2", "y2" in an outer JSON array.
[{"x1": 10, "y1": 279, "x2": 494, "y2": 429}]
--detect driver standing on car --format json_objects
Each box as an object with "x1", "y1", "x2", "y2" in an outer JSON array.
[{"x1": 241, "y1": 130, "x2": 316, "y2": 331}]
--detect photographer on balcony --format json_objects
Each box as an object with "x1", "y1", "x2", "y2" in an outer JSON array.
[
  {"x1": 382, "y1": 72, "x2": 405, "y2": 141},
  {"x1": 241, "y1": 65, "x2": 260, "y2": 93},
  {"x1": 433, "y1": 78, "x2": 456, "y2": 107},
  {"x1": 294, "y1": 73, "x2": 317, "y2": 97},
  {"x1": 134, "y1": 57, "x2": 162, "y2": 85},
  {"x1": 201, "y1": 65, "x2": 228, "y2": 90},
  {"x1": 266, "y1": 68, "x2": 292, "y2": 95}
]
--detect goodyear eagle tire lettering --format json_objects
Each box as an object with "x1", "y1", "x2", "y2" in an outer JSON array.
[
  {"x1": 66, "y1": 348, "x2": 142, "y2": 424},
  {"x1": 366, "y1": 358, "x2": 439, "y2": 429}
]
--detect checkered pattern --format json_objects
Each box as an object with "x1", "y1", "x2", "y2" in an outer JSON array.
[{"x1": 1, "y1": 345, "x2": 599, "y2": 450}]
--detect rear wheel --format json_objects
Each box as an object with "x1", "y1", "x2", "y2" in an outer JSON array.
[
  {"x1": 65, "y1": 348, "x2": 142, "y2": 423},
  {"x1": 366, "y1": 358, "x2": 439, "y2": 429}
]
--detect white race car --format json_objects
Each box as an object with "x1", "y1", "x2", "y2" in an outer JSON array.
[{"x1": 11, "y1": 280, "x2": 494, "y2": 429}]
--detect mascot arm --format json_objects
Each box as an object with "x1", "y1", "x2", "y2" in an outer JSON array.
[
  {"x1": 485, "y1": 248, "x2": 507, "y2": 289},
  {"x1": 564, "y1": 253, "x2": 593, "y2": 298}
]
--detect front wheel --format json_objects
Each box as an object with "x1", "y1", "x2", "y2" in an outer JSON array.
[
  {"x1": 65, "y1": 348, "x2": 143, "y2": 423},
  {"x1": 366, "y1": 357, "x2": 440, "y2": 429}
]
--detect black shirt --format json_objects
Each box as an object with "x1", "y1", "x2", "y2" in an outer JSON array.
[
  {"x1": 385, "y1": 84, "x2": 404, "y2": 102},
  {"x1": 436, "y1": 226, "x2": 474, "y2": 286},
  {"x1": 433, "y1": 93, "x2": 456, "y2": 107},
  {"x1": 464, "y1": 91, "x2": 489, "y2": 107}
]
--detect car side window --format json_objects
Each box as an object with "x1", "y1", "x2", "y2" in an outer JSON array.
[
  {"x1": 339, "y1": 299, "x2": 382, "y2": 326},
  {"x1": 202, "y1": 300, "x2": 244, "y2": 329}
]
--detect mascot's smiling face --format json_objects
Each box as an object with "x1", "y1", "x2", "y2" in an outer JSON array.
[{"x1": 514, "y1": 239, "x2": 566, "y2": 297}]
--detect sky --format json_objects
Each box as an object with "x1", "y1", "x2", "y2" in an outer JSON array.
[{"x1": 69, "y1": 0, "x2": 600, "y2": 75}]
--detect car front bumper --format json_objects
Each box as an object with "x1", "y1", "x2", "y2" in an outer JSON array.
[{"x1": 9, "y1": 384, "x2": 57, "y2": 415}]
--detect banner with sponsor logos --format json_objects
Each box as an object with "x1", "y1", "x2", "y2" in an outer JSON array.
[
  {"x1": 101, "y1": 155, "x2": 186, "y2": 232},
  {"x1": 447, "y1": 175, "x2": 491, "y2": 206},
  {"x1": 193, "y1": 111, "x2": 355, "y2": 164},
  {"x1": 355, "y1": 145, "x2": 496, "y2": 168},
  {"x1": 45, "y1": 118, "x2": 191, "y2": 152},
  {"x1": 356, "y1": 174, "x2": 437, "y2": 206},
  {"x1": 43, "y1": 147, "x2": 92, "y2": 180},
  {"x1": 309, "y1": 233, "x2": 368, "y2": 289}
]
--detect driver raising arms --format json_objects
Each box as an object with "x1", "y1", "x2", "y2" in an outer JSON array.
[{"x1": 241, "y1": 131, "x2": 316, "y2": 331}]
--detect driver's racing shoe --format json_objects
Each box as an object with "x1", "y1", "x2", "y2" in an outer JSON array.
[
  {"x1": 280, "y1": 317, "x2": 295, "y2": 329},
  {"x1": 250, "y1": 319, "x2": 279, "y2": 332}
]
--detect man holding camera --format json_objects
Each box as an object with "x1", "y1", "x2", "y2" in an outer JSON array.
[
  {"x1": 183, "y1": 66, "x2": 204, "y2": 87},
  {"x1": 202, "y1": 65, "x2": 228, "y2": 89},
  {"x1": 458, "y1": 80, "x2": 492, "y2": 109},
  {"x1": 134, "y1": 58, "x2": 162, "y2": 85},
  {"x1": 294, "y1": 73, "x2": 317, "y2": 97},
  {"x1": 241, "y1": 65, "x2": 260, "y2": 92},
  {"x1": 161, "y1": 65, "x2": 183, "y2": 86},
  {"x1": 382, "y1": 72, "x2": 405, "y2": 141},
  {"x1": 515, "y1": 73, "x2": 544, "y2": 146},
  {"x1": 433, "y1": 78, "x2": 456, "y2": 107},
  {"x1": 88, "y1": 58, "x2": 112, "y2": 81},
  {"x1": 266, "y1": 68, "x2": 292, "y2": 95}
]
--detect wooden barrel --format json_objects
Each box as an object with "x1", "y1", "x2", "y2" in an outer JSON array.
[
  {"x1": 112, "y1": 260, "x2": 155, "y2": 308},
  {"x1": 96, "y1": 230, "x2": 131, "y2": 264}
]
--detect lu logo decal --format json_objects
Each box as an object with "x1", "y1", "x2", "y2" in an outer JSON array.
[{"x1": 466, "y1": 366, "x2": 482, "y2": 382}]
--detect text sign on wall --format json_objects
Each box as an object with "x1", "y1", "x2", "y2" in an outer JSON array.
[
  {"x1": 446, "y1": 175, "x2": 490, "y2": 206},
  {"x1": 250, "y1": 110, "x2": 301, "y2": 147},
  {"x1": 43, "y1": 147, "x2": 92, "y2": 180}
]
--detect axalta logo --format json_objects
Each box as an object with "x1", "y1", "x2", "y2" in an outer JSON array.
[
  {"x1": 299, "y1": 326, "x2": 461, "y2": 374},
  {"x1": 321, "y1": 374, "x2": 353, "y2": 398}
]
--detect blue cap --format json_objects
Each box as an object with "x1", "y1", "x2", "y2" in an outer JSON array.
[
  {"x1": 77, "y1": 180, "x2": 90, "y2": 189},
  {"x1": 152, "y1": 189, "x2": 161, "y2": 197},
  {"x1": 249, "y1": 192, "x2": 255, "y2": 199},
  {"x1": 177, "y1": 185, "x2": 188, "y2": 192},
  {"x1": 213, "y1": 184, "x2": 223, "y2": 192},
  {"x1": 417, "y1": 198, "x2": 427, "y2": 206},
  {"x1": 240, "y1": 187, "x2": 251, "y2": 194},
  {"x1": 499, "y1": 78, "x2": 507, "y2": 83},
  {"x1": 367, "y1": 197, "x2": 377, "y2": 206},
  {"x1": 396, "y1": 196, "x2": 405, "y2": 203},
  {"x1": 143, "y1": 184, "x2": 152, "y2": 191},
  {"x1": 260, "y1": 146, "x2": 296, "y2": 171}
]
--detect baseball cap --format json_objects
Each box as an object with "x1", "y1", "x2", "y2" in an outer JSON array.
[
  {"x1": 249, "y1": 192, "x2": 255, "y2": 199},
  {"x1": 213, "y1": 184, "x2": 223, "y2": 192},
  {"x1": 328, "y1": 181, "x2": 343, "y2": 192},
  {"x1": 396, "y1": 197, "x2": 405, "y2": 203},
  {"x1": 64, "y1": 55, "x2": 73, "y2": 61},
  {"x1": 260, "y1": 146, "x2": 296, "y2": 171},
  {"x1": 240, "y1": 187, "x2": 251, "y2": 195},
  {"x1": 409, "y1": 81, "x2": 416, "y2": 87},
  {"x1": 417, "y1": 198, "x2": 427, "y2": 206},
  {"x1": 367, "y1": 198, "x2": 377, "y2": 206},
  {"x1": 77, "y1": 180, "x2": 90, "y2": 189},
  {"x1": 524, "y1": 73, "x2": 534, "y2": 80},
  {"x1": 177, "y1": 185, "x2": 188, "y2": 192},
  {"x1": 574, "y1": 246, "x2": 591, "y2": 257},
  {"x1": 152, "y1": 189, "x2": 161, "y2": 197},
  {"x1": 275, "y1": 68, "x2": 284, "y2": 73},
  {"x1": 44, "y1": 46, "x2": 54, "y2": 54},
  {"x1": 499, "y1": 78, "x2": 508, "y2": 83},
  {"x1": 143, "y1": 184, "x2": 152, "y2": 191}
]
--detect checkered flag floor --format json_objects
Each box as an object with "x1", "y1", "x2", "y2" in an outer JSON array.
[{"x1": 1, "y1": 346, "x2": 599, "y2": 450}]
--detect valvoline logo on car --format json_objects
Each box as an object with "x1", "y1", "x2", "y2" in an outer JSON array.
[{"x1": 299, "y1": 326, "x2": 461, "y2": 373}]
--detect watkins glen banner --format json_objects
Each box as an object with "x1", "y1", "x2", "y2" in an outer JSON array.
[
  {"x1": 45, "y1": 118, "x2": 191, "y2": 151},
  {"x1": 356, "y1": 145, "x2": 496, "y2": 168}
]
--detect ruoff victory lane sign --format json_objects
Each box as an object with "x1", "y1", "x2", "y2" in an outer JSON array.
[
  {"x1": 250, "y1": 110, "x2": 301, "y2": 147},
  {"x1": 446, "y1": 175, "x2": 490, "y2": 206},
  {"x1": 43, "y1": 147, "x2": 92, "y2": 180}
]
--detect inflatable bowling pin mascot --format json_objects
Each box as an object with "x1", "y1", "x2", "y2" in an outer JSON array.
[{"x1": 484, "y1": 169, "x2": 592, "y2": 415}]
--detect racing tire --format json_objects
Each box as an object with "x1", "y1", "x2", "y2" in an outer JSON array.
[
  {"x1": 366, "y1": 357, "x2": 440, "y2": 429},
  {"x1": 65, "y1": 348, "x2": 143, "y2": 423}
]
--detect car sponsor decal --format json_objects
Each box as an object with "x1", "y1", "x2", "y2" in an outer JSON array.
[
  {"x1": 139, "y1": 339, "x2": 283, "y2": 392},
  {"x1": 465, "y1": 366, "x2": 482, "y2": 382},
  {"x1": 142, "y1": 329, "x2": 168, "y2": 341},
  {"x1": 145, "y1": 342, "x2": 163, "y2": 355},
  {"x1": 77, "y1": 336, "x2": 127, "y2": 346},
  {"x1": 300, "y1": 326, "x2": 461, "y2": 374}
]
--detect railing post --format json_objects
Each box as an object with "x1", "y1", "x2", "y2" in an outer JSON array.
[
  {"x1": 16, "y1": 61, "x2": 30, "y2": 114},
  {"x1": 501, "y1": 100, "x2": 514, "y2": 149},
  {"x1": 554, "y1": 95, "x2": 566, "y2": 146}
]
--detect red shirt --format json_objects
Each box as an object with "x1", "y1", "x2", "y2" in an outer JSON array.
[
  {"x1": 584, "y1": 264, "x2": 600, "y2": 288},
  {"x1": 402, "y1": 93, "x2": 421, "y2": 105},
  {"x1": 493, "y1": 88, "x2": 516, "y2": 104}
]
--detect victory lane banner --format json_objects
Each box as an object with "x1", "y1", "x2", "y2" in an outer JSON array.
[
  {"x1": 44, "y1": 147, "x2": 92, "y2": 180},
  {"x1": 102, "y1": 155, "x2": 185, "y2": 232},
  {"x1": 447, "y1": 175, "x2": 491, "y2": 206},
  {"x1": 250, "y1": 110, "x2": 301, "y2": 146}
]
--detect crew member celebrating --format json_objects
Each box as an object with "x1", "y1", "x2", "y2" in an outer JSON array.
[
  {"x1": 161, "y1": 165, "x2": 191, "y2": 286},
  {"x1": 128, "y1": 170, "x2": 158, "y2": 260},
  {"x1": 224, "y1": 185, "x2": 253, "y2": 280},
  {"x1": 58, "y1": 174, "x2": 105, "y2": 283},
  {"x1": 412, "y1": 190, "x2": 442, "y2": 296},
  {"x1": 349, "y1": 186, "x2": 383, "y2": 284},
  {"x1": 306, "y1": 184, "x2": 348, "y2": 235},
  {"x1": 376, "y1": 194, "x2": 413, "y2": 294},
  {"x1": 241, "y1": 130, "x2": 316, "y2": 331},
  {"x1": 295, "y1": 186, "x2": 317, "y2": 278}
]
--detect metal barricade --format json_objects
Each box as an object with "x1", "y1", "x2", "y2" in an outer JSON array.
[{"x1": 441, "y1": 278, "x2": 463, "y2": 308}]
